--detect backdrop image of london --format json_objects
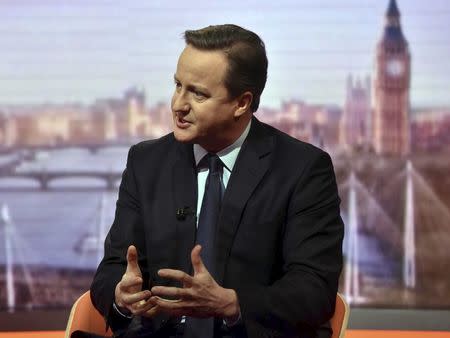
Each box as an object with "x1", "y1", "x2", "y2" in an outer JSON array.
[{"x1": 0, "y1": 0, "x2": 449, "y2": 316}]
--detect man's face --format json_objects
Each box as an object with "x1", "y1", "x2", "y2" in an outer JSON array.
[{"x1": 171, "y1": 45, "x2": 241, "y2": 152}]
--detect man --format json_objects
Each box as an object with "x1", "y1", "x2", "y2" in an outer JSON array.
[{"x1": 91, "y1": 24, "x2": 344, "y2": 338}]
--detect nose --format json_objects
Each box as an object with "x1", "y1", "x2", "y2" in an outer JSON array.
[{"x1": 171, "y1": 90, "x2": 190, "y2": 113}]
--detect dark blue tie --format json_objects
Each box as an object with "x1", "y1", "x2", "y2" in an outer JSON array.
[{"x1": 184, "y1": 153, "x2": 224, "y2": 338}]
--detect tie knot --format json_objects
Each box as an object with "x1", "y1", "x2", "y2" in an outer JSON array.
[{"x1": 206, "y1": 153, "x2": 222, "y2": 174}]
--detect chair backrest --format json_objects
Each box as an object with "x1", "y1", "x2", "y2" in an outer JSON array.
[
  {"x1": 330, "y1": 293, "x2": 350, "y2": 338},
  {"x1": 65, "y1": 291, "x2": 113, "y2": 338}
]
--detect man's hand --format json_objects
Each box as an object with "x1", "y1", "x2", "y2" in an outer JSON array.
[
  {"x1": 114, "y1": 245, "x2": 159, "y2": 317},
  {"x1": 149, "y1": 245, "x2": 240, "y2": 320}
]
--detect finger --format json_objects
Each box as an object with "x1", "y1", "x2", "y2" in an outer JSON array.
[
  {"x1": 142, "y1": 305, "x2": 160, "y2": 318},
  {"x1": 126, "y1": 245, "x2": 142, "y2": 276},
  {"x1": 151, "y1": 285, "x2": 190, "y2": 300},
  {"x1": 150, "y1": 296, "x2": 187, "y2": 310},
  {"x1": 158, "y1": 269, "x2": 193, "y2": 285},
  {"x1": 119, "y1": 275, "x2": 143, "y2": 290},
  {"x1": 131, "y1": 298, "x2": 156, "y2": 316},
  {"x1": 122, "y1": 289, "x2": 151, "y2": 306},
  {"x1": 191, "y1": 245, "x2": 206, "y2": 274},
  {"x1": 147, "y1": 298, "x2": 204, "y2": 318},
  {"x1": 149, "y1": 297, "x2": 211, "y2": 318}
]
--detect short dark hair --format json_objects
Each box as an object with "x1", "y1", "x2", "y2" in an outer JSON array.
[{"x1": 184, "y1": 24, "x2": 268, "y2": 112}]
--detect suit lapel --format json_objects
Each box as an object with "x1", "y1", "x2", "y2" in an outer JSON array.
[
  {"x1": 215, "y1": 118, "x2": 275, "y2": 283},
  {"x1": 171, "y1": 142, "x2": 198, "y2": 274}
]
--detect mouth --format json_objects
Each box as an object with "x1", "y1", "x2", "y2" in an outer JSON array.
[{"x1": 175, "y1": 114, "x2": 192, "y2": 129}]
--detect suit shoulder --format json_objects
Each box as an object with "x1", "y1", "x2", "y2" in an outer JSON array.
[
  {"x1": 130, "y1": 133, "x2": 176, "y2": 158},
  {"x1": 260, "y1": 121, "x2": 329, "y2": 161}
]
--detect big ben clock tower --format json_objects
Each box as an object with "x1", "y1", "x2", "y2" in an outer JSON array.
[{"x1": 373, "y1": 0, "x2": 411, "y2": 156}]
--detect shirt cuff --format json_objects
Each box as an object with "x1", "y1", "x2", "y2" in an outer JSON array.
[
  {"x1": 113, "y1": 301, "x2": 133, "y2": 319},
  {"x1": 223, "y1": 310, "x2": 242, "y2": 327}
]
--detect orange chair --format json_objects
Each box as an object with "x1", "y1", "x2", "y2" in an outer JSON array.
[
  {"x1": 65, "y1": 291, "x2": 113, "y2": 338},
  {"x1": 66, "y1": 291, "x2": 349, "y2": 338},
  {"x1": 331, "y1": 293, "x2": 350, "y2": 338}
]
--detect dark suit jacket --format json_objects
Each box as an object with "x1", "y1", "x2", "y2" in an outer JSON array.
[{"x1": 90, "y1": 117, "x2": 344, "y2": 338}]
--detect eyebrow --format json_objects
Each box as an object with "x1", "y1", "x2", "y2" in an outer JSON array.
[{"x1": 173, "y1": 74, "x2": 210, "y2": 94}]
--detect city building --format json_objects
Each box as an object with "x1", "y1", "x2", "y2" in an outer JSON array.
[
  {"x1": 340, "y1": 74, "x2": 371, "y2": 150},
  {"x1": 373, "y1": 0, "x2": 411, "y2": 156},
  {"x1": 124, "y1": 87, "x2": 151, "y2": 138},
  {"x1": 0, "y1": 111, "x2": 17, "y2": 147},
  {"x1": 260, "y1": 100, "x2": 341, "y2": 149},
  {"x1": 411, "y1": 109, "x2": 450, "y2": 151}
]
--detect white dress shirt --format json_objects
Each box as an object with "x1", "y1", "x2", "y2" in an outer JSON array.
[{"x1": 193, "y1": 120, "x2": 252, "y2": 223}]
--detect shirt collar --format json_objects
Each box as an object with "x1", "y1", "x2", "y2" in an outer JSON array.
[{"x1": 193, "y1": 119, "x2": 252, "y2": 172}]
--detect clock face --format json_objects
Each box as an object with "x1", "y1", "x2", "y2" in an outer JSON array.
[{"x1": 386, "y1": 58, "x2": 405, "y2": 77}]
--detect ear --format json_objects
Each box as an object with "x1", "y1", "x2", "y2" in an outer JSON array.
[{"x1": 233, "y1": 91, "x2": 253, "y2": 118}]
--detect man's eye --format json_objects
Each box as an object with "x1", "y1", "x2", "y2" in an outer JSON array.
[{"x1": 193, "y1": 91, "x2": 206, "y2": 99}]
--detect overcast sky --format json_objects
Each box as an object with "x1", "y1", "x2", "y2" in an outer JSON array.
[{"x1": 1, "y1": 0, "x2": 449, "y2": 108}]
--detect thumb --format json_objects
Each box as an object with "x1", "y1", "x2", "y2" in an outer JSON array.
[
  {"x1": 191, "y1": 244, "x2": 206, "y2": 275},
  {"x1": 126, "y1": 245, "x2": 142, "y2": 277}
]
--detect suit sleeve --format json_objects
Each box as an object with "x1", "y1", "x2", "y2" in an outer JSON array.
[
  {"x1": 236, "y1": 150, "x2": 344, "y2": 331},
  {"x1": 90, "y1": 145, "x2": 149, "y2": 331}
]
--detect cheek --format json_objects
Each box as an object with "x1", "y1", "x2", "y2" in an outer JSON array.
[
  {"x1": 192, "y1": 105, "x2": 213, "y2": 125},
  {"x1": 170, "y1": 93, "x2": 176, "y2": 111}
]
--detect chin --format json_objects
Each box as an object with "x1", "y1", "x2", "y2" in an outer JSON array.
[{"x1": 173, "y1": 128, "x2": 197, "y2": 144}]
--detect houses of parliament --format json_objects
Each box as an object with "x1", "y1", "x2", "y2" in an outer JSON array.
[
  {"x1": 1, "y1": 0, "x2": 448, "y2": 156},
  {"x1": 341, "y1": 0, "x2": 411, "y2": 156}
]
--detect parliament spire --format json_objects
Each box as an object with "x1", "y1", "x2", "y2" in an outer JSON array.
[{"x1": 387, "y1": 0, "x2": 400, "y2": 18}]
